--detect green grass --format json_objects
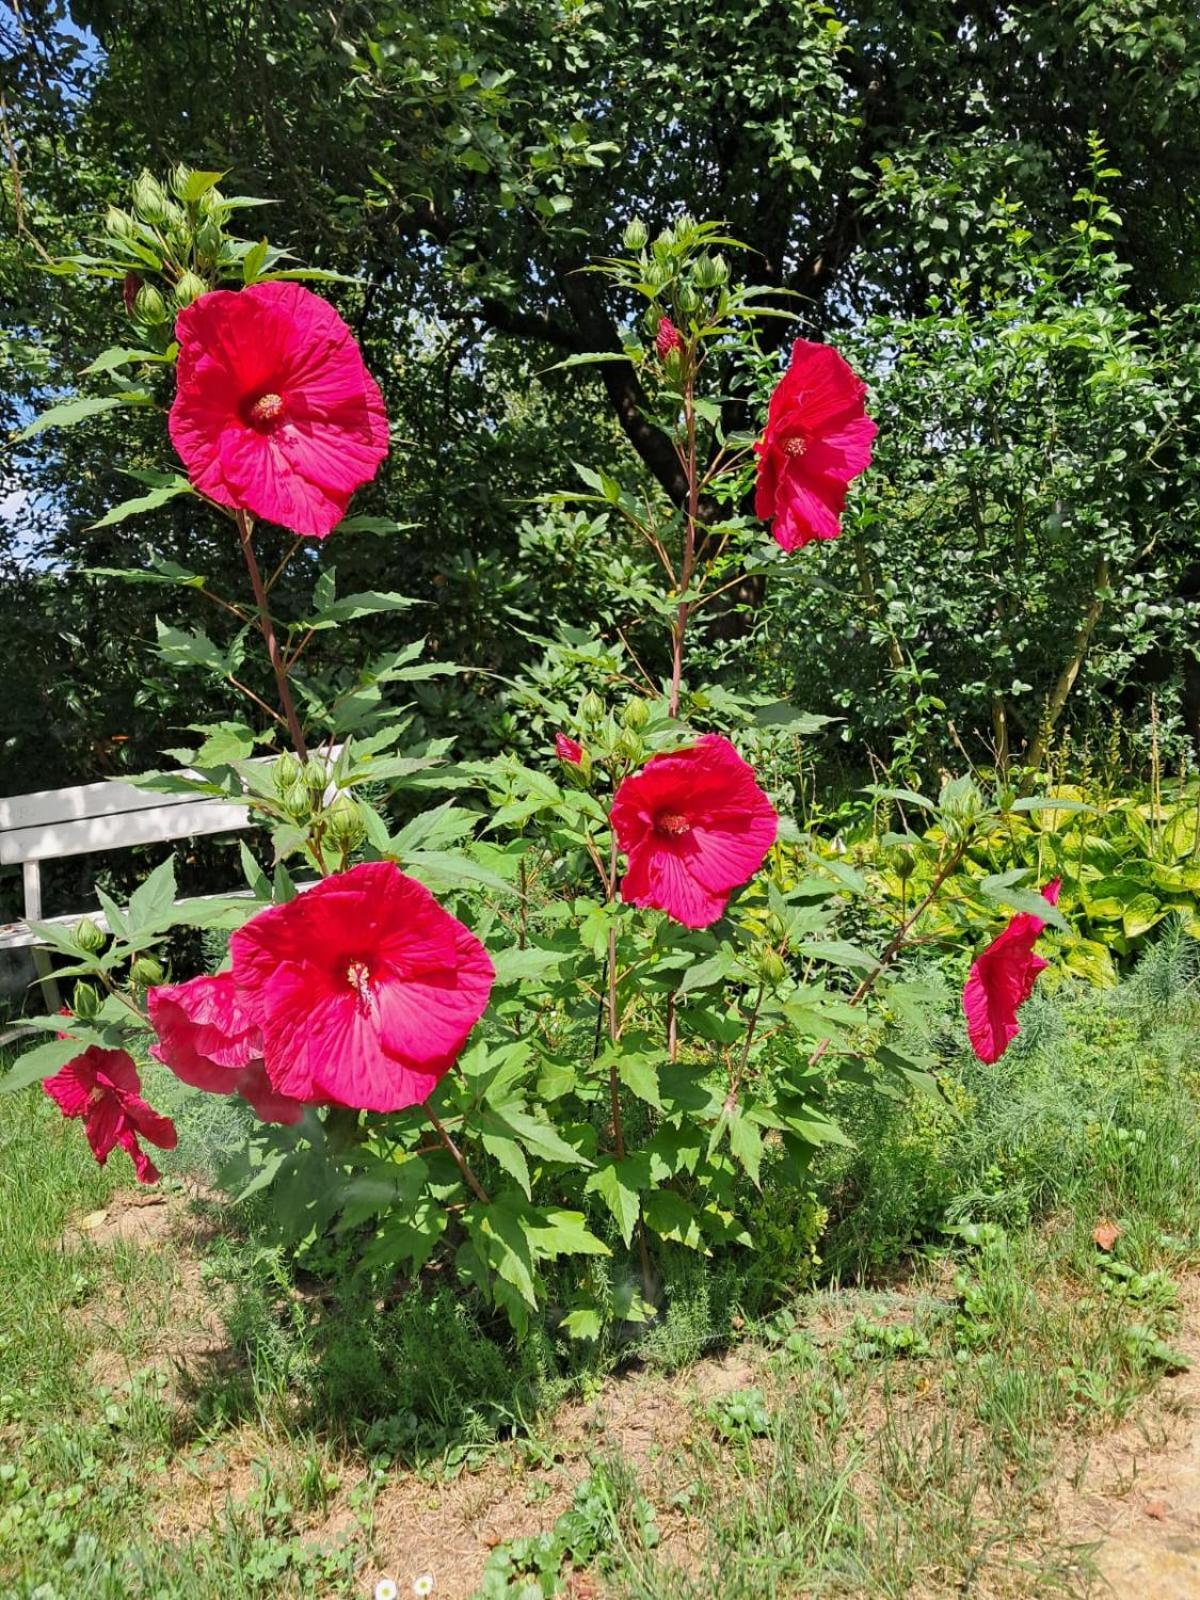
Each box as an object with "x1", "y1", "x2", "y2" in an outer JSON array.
[{"x1": 2, "y1": 948, "x2": 1199, "y2": 1598}]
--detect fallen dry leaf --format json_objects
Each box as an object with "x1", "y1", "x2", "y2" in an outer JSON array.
[
  {"x1": 1092, "y1": 1219, "x2": 1121, "y2": 1252},
  {"x1": 81, "y1": 1209, "x2": 110, "y2": 1231}
]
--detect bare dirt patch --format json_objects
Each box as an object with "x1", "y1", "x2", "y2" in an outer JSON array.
[{"x1": 1061, "y1": 1278, "x2": 1200, "y2": 1597}]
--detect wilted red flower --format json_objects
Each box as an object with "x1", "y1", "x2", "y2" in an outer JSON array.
[
  {"x1": 122, "y1": 272, "x2": 142, "y2": 316},
  {"x1": 555, "y1": 732, "x2": 585, "y2": 765},
  {"x1": 655, "y1": 317, "x2": 682, "y2": 358},
  {"x1": 148, "y1": 973, "x2": 304, "y2": 1124},
  {"x1": 229, "y1": 861, "x2": 495, "y2": 1113},
  {"x1": 43, "y1": 1046, "x2": 177, "y2": 1184},
  {"x1": 169, "y1": 280, "x2": 389, "y2": 539},
  {"x1": 754, "y1": 339, "x2": 876, "y2": 552},
  {"x1": 962, "y1": 880, "x2": 1062, "y2": 1064},
  {"x1": 611, "y1": 735, "x2": 778, "y2": 929}
]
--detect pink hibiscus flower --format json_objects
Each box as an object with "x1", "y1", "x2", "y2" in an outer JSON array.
[
  {"x1": 754, "y1": 339, "x2": 876, "y2": 552},
  {"x1": 43, "y1": 1047, "x2": 177, "y2": 1184},
  {"x1": 554, "y1": 732, "x2": 585, "y2": 765},
  {"x1": 147, "y1": 973, "x2": 305, "y2": 1124},
  {"x1": 962, "y1": 881, "x2": 1062, "y2": 1064},
  {"x1": 169, "y1": 280, "x2": 389, "y2": 539},
  {"x1": 611, "y1": 734, "x2": 778, "y2": 929},
  {"x1": 229, "y1": 861, "x2": 495, "y2": 1113}
]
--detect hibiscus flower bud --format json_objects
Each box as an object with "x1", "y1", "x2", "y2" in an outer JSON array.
[
  {"x1": 694, "y1": 252, "x2": 728, "y2": 288},
  {"x1": 132, "y1": 169, "x2": 171, "y2": 226},
  {"x1": 326, "y1": 793, "x2": 367, "y2": 851},
  {"x1": 74, "y1": 916, "x2": 107, "y2": 954},
  {"x1": 758, "y1": 949, "x2": 787, "y2": 987},
  {"x1": 274, "y1": 751, "x2": 304, "y2": 792},
  {"x1": 655, "y1": 317, "x2": 682, "y2": 359},
  {"x1": 304, "y1": 758, "x2": 331, "y2": 799},
  {"x1": 554, "y1": 732, "x2": 585, "y2": 765},
  {"x1": 677, "y1": 283, "x2": 700, "y2": 315},
  {"x1": 105, "y1": 206, "x2": 137, "y2": 241},
  {"x1": 615, "y1": 728, "x2": 644, "y2": 763},
  {"x1": 622, "y1": 218, "x2": 648, "y2": 251},
  {"x1": 194, "y1": 219, "x2": 223, "y2": 260},
  {"x1": 888, "y1": 845, "x2": 916, "y2": 882},
  {"x1": 621, "y1": 698, "x2": 650, "y2": 731},
  {"x1": 580, "y1": 690, "x2": 605, "y2": 725},
  {"x1": 133, "y1": 283, "x2": 168, "y2": 325},
  {"x1": 130, "y1": 956, "x2": 165, "y2": 988},
  {"x1": 168, "y1": 162, "x2": 194, "y2": 199},
  {"x1": 122, "y1": 272, "x2": 142, "y2": 316},
  {"x1": 71, "y1": 981, "x2": 102, "y2": 1021},
  {"x1": 174, "y1": 271, "x2": 208, "y2": 308}
]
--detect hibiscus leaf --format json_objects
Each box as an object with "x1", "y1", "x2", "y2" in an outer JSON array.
[
  {"x1": 126, "y1": 856, "x2": 177, "y2": 934},
  {"x1": 402, "y1": 849, "x2": 517, "y2": 897},
  {"x1": 332, "y1": 515, "x2": 418, "y2": 536},
  {"x1": 486, "y1": 1104, "x2": 594, "y2": 1169},
  {"x1": 478, "y1": 1116, "x2": 533, "y2": 1198},
  {"x1": 87, "y1": 477, "x2": 194, "y2": 529},
  {"x1": 78, "y1": 346, "x2": 170, "y2": 375},
  {"x1": 0, "y1": 1037, "x2": 80, "y2": 1096},
  {"x1": 798, "y1": 938, "x2": 880, "y2": 974},
  {"x1": 584, "y1": 1156, "x2": 647, "y2": 1247},
  {"x1": 520, "y1": 1203, "x2": 610, "y2": 1260},
  {"x1": 13, "y1": 392, "x2": 151, "y2": 441},
  {"x1": 490, "y1": 946, "x2": 566, "y2": 985},
  {"x1": 642, "y1": 1189, "x2": 704, "y2": 1250},
  {"x1": 560, "y1": 1305, "x2": 604, "y2": 1341},
  {"x1": 311, "y1": 589, "x2": 421, "y2": 624},
  {"x1": 727, "y1": 1108, "x2": 764, "y2": 1186},
  {"x1": 977, "y1": 874, "x2": 1068, "y2": 930}
]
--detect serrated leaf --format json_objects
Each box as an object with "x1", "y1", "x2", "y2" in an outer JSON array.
[
  {"x1": 0, "y1": 1037, "x2": 80, "y2": 1095},
  {"x1": 13, "y1": 393, "x2": 148, "y2": 441},
  {"x1": 585, "y1": 1155, "x2": 647, "y2": 1247},
  {"x1": 192, "y1": 721, "x2": 257, "y2": 764}
]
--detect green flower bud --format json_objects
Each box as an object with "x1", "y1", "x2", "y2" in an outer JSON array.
[
  {"x1": 105, "y1": 206, "x2": 137, "y2": 241},
  {"x1": 168, "y1": 162, "x2": 194, "y2": 199},
  {"x1": 621, "y1": 698, "x2": 650, "y2": 731},
  {"x1": 677, "y1": 282, "x2": 700, "y2": 314},
  {"x1": 71, "y1": 981, "x2": 102, "y2": 1021},
  {"x1": 174, "y1": 271, "x2": 208, "y2": 308},
  {"x1": 615, "y1": 728, "x2": 644, "y2": 763},
  {"x1": 274, "y1": 751, "x2": 304, "y2": 791},
  {"x1": 580, "y1": 691, "x2": 605, "y2": 725},
  {"x1": 74, "y1": 917, "x2": 107, "y2": 954},
  {"x1": 194, "y1": 219, "x2": 224, "y2": 260},
  {"x1": 132, "y1": 283, "x2": 168, "y2": 325},
  {"x1": 131, "y1": 169, "x2": 171, "y2": 226},
  {"x1": 889, "y1": 845, "x2": 916, "y2": 881},
  {"x1": 281, "y1": 781, "x2": 310, "y2": 820},
  {"x1": 622, "y1": 218, "x2": 648, "y2": 251},
  {"x1": 130, "y1": 956, "x2": 164, "y2": 988},
  {"x1": 304, "y1": 758, "x2": 330, "y2": 798},
  {"x1": 692, "y1": 253, "x2": 721, "y2": 289},
  {"x1": 326, "y1": 793, "x2": 367, "y2": 852},
  {"x1": 758, "y1": 949, "x2": 787, "y2": 987}
]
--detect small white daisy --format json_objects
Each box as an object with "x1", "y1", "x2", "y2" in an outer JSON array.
[
  {"x1": 413, "y1": 1576, "x2": 435, "y2": 1598},
  {"x1": 374, "y1": 1580, "x2": 399, "y2": 1600}
]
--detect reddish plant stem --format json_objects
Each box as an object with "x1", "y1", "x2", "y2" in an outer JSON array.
[
  {"x1": 667, "y1": 372, "x2": 700, "y2": 720},
  {"x1": 236, "y1": 509, "x2": 308, "y2": 761},
  {"x1": 426, "y1": 1107, "x2": 491, "y2": 1204},
  {"x1": 807, "y1": 842, "x2": 967, "y2": 1070},
  {"x1": 606, "y1": 832, "x2": 626, "y2": 1160}
]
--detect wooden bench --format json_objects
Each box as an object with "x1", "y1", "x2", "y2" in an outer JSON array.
[{"x1": 0, "y1": 774, "x2": 256, "y2": 1014}]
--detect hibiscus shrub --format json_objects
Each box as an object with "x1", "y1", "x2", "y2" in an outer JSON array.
[{"x1": 4, "y1": 186, "x2": 1072, "y2": 1337}]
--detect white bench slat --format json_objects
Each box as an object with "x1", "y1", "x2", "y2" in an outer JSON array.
[
  {"x1": 0, "y1": 796, "x2": 252, "y2": 865},
  {"x1": 0, "y1": 775, "x2": 223, "y2": 833}
]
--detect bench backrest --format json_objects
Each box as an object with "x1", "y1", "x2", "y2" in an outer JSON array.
[{"x1": 0, "y1": 778, "x2": 252, "y2": 867}]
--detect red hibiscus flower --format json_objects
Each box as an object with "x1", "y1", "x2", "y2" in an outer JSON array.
[
  {"x1": 169, "y1": 280, "x2": 389, "y2": 539},
  {"x1": 655, "y1": 317, "x2": 682, "y2": 358},
  {"x1": 147, "y1": 973, "x2": 304, "y2": 1124},
  {"x1": 754, "y1": 339, "x2": 876, "y2": 552},
  {"x1": 229, "y1": 861, "x2": 495, "y2": 1113},
  {"x1": 962, "y1": 881, "x2": 1062, "y2": 1064},
  {"x1": 611, "y1": 735, "x2": 778, "y2": 929},
  {"x1": 555, "y1": 732, "x2": 585, "y2": 765},
  {"x1": 43, "y1": 1047, "x2": 177, "y2": 1184}
]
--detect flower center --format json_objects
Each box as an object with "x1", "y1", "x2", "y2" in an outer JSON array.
[
  {"x1": 346, "y1": 959, "x2": 376, "y2": 1015},
  {"x1": 781, "y1": 432, "x2": 807, "y2": 458},
  {"x1": 655, "y1": 810, "x2": 692, "y2": 837},
  {"x1": 246, "y1": 391, "x2": 286, "y2": 428},
  {"x1": 88, "y1": 1085, "x2": 106, "y2": 1106}
]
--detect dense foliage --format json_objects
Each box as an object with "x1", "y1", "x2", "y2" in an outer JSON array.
[{"x1": 4, "y1": 2, "x2": 1200, "y2": 809}]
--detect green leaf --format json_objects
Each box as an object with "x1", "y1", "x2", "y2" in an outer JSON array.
[
  {"x1": 88, "y1": 477, "x2": 193, "y2": 529},
  {"x1": 155, "y1": 618, "x2": 229, "y2": 674},
  {"x1": 490, "y1": 946, "x2": 566, "y2": 985},
  {"x1": 239, "y1": 841, "x2": 272, "y2": 898},
  {"x1": 126, "y1": 856, "x2": 177, "y2": 933},
  {"x1": 311, "y1": 590, "x2": 421, "y2": 623},
  {"x1": 560, "y1": 1306, "x2": 603, "y2": 1341},
  {"x1": 0, "y1": 1037, "x2": 80, "y2": 1096},
  {"x1": 480, "y1": 1122, "x2": 532, "y2": 1198},
  {"x1": 483, "y1": 1105, "x2": 593, "y2": 1169},
  {"x1": 13, "y1": 393, "x2": 149, "y2": 442},
  {"x1": 679, "y1": 950, "x2": 736, "y2": 994},
  {"x1": 584, "y1": 1156, "x2": 648, "y2": 1247},
  {"x1": 242, "y1": 238, "x2": 270, "y2": 283},
  {"x1": 331, "y1": 515, "x2": 417, "y2": 536},
  {"x1": 179, "y1": 169, "x2": 226, "y2": 201},
  {"x1": 191, "y1": 721, "x2": 257, "y2": 764},
  {"x1": 79, "y1": 346, "x2": 167, "y2": 376},
  {"x1": 642, "y1": 1189, "x2": 704, "y2": 1250},
  {"x1": 728, "y1": 1109, "x2": 764, "y2": 1185}
]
